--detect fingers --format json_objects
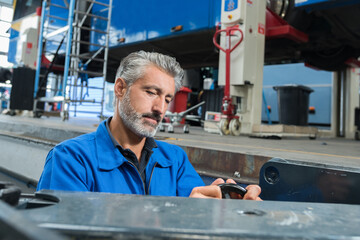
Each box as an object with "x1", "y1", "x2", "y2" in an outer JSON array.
[
  {"x1": 211, "y1": 178, "x2": 225, "y2": 185},
  {"x1": 243, "y1": 185, "x2": 262, "y2": 201},
  {"x1": 226, "y1": 179, "x2": 237, "y2": 184},
  {"x1": 189, "y1": 185, "x2": 222, "y2": 199},
  {"x1": 190, "y1": 179, "x2": 262, "y2": 201}
]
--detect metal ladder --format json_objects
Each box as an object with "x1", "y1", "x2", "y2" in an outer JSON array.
[{"x1": 34, "y1": 0, "x2": 113, "y2": 120}]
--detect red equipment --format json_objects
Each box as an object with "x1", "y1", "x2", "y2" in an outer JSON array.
[{"x1": 213, "y1": 24, "x2": 243, "y2": 123}]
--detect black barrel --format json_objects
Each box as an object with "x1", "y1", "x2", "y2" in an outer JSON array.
[{"x1": 273, "y1": 85, "x2": 313, "y2": 126}]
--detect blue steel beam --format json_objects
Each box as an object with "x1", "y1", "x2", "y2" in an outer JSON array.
[
  {"x1": 62, "y1": 0, "x2": 76, "y2": 98},
  {"x1": 34, "y1": 0, "x2": 47, "y2": 98}
]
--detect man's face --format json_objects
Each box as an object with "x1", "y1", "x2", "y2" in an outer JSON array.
[{"x1": 118, "y1": 66, "x2": 175, "y2": 137}]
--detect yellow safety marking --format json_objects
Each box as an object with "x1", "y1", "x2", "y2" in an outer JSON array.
[
  {"x1": 11, "y1": 12, "x2": 37, "y2": 31},
  {"x1": 164, "y1": 137, "x2": 178, "y2": 141},
  {"x1": 11, "y1": 21, "x2": 21, "y2": 31}
]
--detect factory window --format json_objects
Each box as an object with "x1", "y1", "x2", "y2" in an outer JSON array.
[{"x1": 0, "y1": 3, "x2": 13, "y2": 68}]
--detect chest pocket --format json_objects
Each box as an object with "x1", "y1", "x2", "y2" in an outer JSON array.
[{"x1": 148, "y1": 166, "x2": 177, "y2": 196}]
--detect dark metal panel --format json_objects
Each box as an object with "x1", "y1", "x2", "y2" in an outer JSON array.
[{"x1": 260, "y1": 158, "x2": 360, "y2": 204}]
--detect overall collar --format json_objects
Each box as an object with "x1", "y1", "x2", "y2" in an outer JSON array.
[{"x1": 96, "y1": 119, "x2": 173, "y2": 170}]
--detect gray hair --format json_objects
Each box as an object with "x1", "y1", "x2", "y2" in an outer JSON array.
[{"x1": 115, "y1": 50, "x2": 184, "y2": 92}]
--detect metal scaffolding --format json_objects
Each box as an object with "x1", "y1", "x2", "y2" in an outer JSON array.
[{"x1": 34, "y1": 0, "x2": 113, "y2": 120}]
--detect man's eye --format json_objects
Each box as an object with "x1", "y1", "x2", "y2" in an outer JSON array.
[
  {"x1": 146, "y1": 90, "x2": 156, "y2": 95},
  {"x1": 165, "y1": 98, "x2": 172, "y2": 104}
]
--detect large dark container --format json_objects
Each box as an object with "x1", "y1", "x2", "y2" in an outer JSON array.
[
  {"x1": 355, "y1": 107, "x2": 360, "y2": 140},
  {"x1": 10, "y1": 67, "x2": 45, "y2": 111},
  {"x1": 273, "y1": 85, "x2": 313, "y2": 125},
  {"x1": 355, "y1": 107, "x2": 360, "y2": 130},
  {"x1": 201, "y1": 88, "x2": 224, "y2": 120},
  {"x1": 10, "y1": 67, "x2": 36, "y2": 110}
]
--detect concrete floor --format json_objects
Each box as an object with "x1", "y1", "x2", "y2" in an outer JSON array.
[
  {"x1": 157, "y1": 126, "x2": 360, "y2": 169},
  {"x1": 0, "y1": 114, "x2": 359, "y2": 184}
]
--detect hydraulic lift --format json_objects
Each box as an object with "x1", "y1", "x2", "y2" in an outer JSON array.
[
  {"x1": 214, "y1": 0, "x2": 310, "y2": 136},
  {"x1": 215, "y1": 0, "x2": 360, "y2": 139},
  {"x1": 215, "y1": 0, "x2": 266, "y2": 136}
]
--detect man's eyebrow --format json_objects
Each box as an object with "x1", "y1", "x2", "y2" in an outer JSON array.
[
  {"x1": 143, "y1": 85, "x2": 174, "y2": 99},
  {"x1": 167, "y1": 93, "x2": 174, "y2": 99}
]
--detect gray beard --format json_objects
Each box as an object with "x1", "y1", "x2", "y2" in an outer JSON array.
[{"x1": 118, "y1": 91, "x2": 158, "y2": 138}]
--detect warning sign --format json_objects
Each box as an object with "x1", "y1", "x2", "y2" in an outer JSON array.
[
  {"x1": 225, "y1": 0, "x2": 237, "y2": 12},
  {"x1": 258, "y1": 23, "x2": 265, "y2": 35}
]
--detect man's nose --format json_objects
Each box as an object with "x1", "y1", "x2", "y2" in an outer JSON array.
[{"x1": 152, "y1": 97, "x2": 166, "y2": 115}]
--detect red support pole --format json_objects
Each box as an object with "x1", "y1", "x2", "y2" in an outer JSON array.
[{"x1": 225, "y1": 34, "x2": 231, "y2": 98}]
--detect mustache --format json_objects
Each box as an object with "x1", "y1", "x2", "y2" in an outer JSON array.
[{"x1": 142, "y1": 112, "x2": 162, "y2": 123}]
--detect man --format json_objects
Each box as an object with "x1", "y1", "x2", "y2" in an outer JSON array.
[{"x1": 37, "y1": 51, "x2": 261, "y2": 200}]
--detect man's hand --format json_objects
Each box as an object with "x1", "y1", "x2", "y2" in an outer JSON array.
[
  {"x1": 189, "y1": 178, "x2": 262, "y2": 200},
  {"x1": 188, "y1": 185, "x2": 222, "y2": 199}
]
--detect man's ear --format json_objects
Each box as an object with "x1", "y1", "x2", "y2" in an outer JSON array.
[{"x1": 114, "y1": 77, "x2": 127, "y2": 99}]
